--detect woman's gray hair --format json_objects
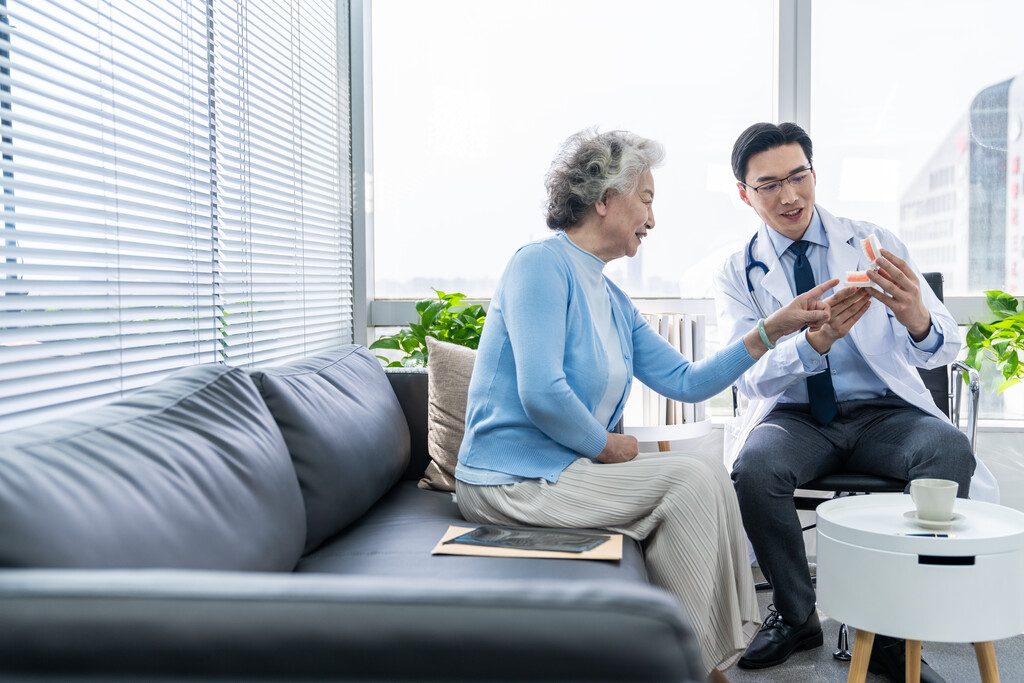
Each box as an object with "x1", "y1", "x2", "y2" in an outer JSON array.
[{"x1": 544, "y1": 128, "x2": 665, "y2": 231}]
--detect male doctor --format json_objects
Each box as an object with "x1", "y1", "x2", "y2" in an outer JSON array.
[{"x1": 714, "y1": 122, "x2": 999, "y2": 682}]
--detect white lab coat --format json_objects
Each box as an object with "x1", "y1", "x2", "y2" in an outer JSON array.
[{"x1": 714, "y1": 206, "x2": 999, "y2": 503}]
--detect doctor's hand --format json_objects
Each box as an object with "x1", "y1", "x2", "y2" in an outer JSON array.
[
  {"x1": 596, "y1": 432, "x2": 639, "y2": 464},
  {"x1": 806, "y1": 286, "x2": 872, "y2": 354},
  {"x1": 865, "y1": 249, "x2": 932, "y2": 341},
  {"x1": 746, "y1": 279, "x2": 837, "y2": 359}
]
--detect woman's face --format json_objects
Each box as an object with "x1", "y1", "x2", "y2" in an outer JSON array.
[{"x1": 598, "y1": 170, "x2": 656, "y2": 261}]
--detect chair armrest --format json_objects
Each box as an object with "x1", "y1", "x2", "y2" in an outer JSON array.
[{"x1": 950, "y1": 360, "x2": 980, "y2": 452}]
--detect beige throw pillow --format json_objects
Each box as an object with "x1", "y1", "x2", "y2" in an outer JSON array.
[{"x1": 419, "y1": 336, "x2": 476, "y2": 491}]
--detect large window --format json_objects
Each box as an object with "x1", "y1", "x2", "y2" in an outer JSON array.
[
  {"x1": 371, "y1": 0, "x2": 775, "y2": 300},
  {"x1": 811, "y1": 0, "x2": 1024, "y2": 298},
  {"x1": 0, "y1": 0, "x2": 352, "y2": 432},
  {"x1": 810, "y1": 0, "x2": 1024, "y2": 419}
]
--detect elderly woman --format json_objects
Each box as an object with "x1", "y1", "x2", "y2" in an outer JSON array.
[{"x1": 454, "y1": 128, "x2": 836, "y2": 680}]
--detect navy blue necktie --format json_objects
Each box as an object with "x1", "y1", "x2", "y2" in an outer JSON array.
[{"x1": 790, "y1": 240, "x2": 838, "y2": 426}]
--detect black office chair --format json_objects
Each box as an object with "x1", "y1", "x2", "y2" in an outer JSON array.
[{"x1": 734, "y1": 272, "x2": 980, "y2": 659}]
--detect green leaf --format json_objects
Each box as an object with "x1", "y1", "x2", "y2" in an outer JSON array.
[
  {"x1": 965, "y1": 323, "x2": 990, "y2": 347},
  {"x1": 441, "y1": 291, "x2": 464, "y2": 306},
  {"x1": 964, "y1": 347, "x2": 981, "y2": 372},
  {"x1": 419, "y1": 300, "x2": 446, "y2": 329},
  {"x1": 998, "y1": 377, "x2": 1021, "y2": 393},
  {"x1": 986, "y1": 290, "x2": 1021, "y2": 318},
  {"x1": 399, "y1": 336, "x2": 421, "y2": 353},
  {"x1": 408, "y1": 322, "x2": 427, "y2": 340},
  {"x1": 368, "y1": 336, "x2": 403, "y2": 351},
  {"x1": 414, "y1": 298, "x2": 434, "y2": 316},
  {"x1": 999, "y1": 351, "x2": 1019, "y2": 380}
]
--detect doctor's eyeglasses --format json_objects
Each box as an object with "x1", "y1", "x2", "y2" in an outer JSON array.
[{"x1": 744, "y1": 166, "x2": 814, "y2": 197}]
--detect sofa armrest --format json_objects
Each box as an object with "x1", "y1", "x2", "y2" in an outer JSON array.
[
  {"x1": 385, "y1": 367, "x2": 431, "y2": 481},
  {"x1": 0, "y1": 569, "x2": 703, "y2": 682}
]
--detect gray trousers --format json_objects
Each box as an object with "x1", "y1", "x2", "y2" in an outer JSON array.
[{"x1": 731, "y1": 395, "x2": 976, "y2": 625}]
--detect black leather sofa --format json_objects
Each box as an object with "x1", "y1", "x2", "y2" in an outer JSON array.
[{"x1": 0, "y1": 345, "x2": 703, "y2": 681}]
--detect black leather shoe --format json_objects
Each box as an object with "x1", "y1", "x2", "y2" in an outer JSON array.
[
  {"x1": 868, "y1": 634, "x2": 946, "y2": 683},
  {"x1": 737, "y1": 604, "x2": 823, "y2": 669}
]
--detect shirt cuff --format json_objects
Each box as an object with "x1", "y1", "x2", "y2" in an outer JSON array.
[
  {"x1": 910, "y1": 321, "x2": 943, "y2": 353},
  {"x1": 796, "y1": 330, "x2": 828, "y2": 373}
]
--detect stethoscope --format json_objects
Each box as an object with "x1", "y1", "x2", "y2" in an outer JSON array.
[{"x1": 744, "y1": 232, "x2": 770, "y2": 318}]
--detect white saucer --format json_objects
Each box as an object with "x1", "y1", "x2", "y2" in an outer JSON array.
[{"x1": 903, "y1": 510, "x2": 964, "y2": 530}]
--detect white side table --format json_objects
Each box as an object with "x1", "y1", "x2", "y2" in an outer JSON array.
[
  {"x1": 816, "y1": 493, "x2": 1024, "y2": 683},
  {"x1": 624, "y1": 420, "x2": 712, "y2": 452}
]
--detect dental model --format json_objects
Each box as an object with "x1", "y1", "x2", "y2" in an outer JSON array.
[
  {"x1": 862, "y1": 233, "x2": 882, "y2": 264},
  {"x1": 843, "y1": 270, "x2": 875, "y2": 287}
]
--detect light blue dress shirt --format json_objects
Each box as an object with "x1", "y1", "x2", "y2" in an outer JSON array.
[{"x1": 764, "y1": 209, "x2": 942, "y2": 403}]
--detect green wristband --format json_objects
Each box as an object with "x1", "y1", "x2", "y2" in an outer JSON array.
[{"x1": 758, "y1": 318, "x2": 776, "y2": 350}]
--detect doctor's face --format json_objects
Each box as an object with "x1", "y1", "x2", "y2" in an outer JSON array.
[{"x1": 738, "y1": 143, "x2": 816, "y2": 241}]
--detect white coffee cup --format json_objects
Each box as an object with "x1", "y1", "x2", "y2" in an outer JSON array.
[{"x1": 910, "y1": 478, "x2": 959, "y2": 521}]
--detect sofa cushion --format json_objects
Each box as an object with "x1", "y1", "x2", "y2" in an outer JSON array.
[
  {"x1": 0, "y1": 365, "x2": 305, "y2": 570},
  {"x1": 420, "y1": 336, "x2": 476, "y2": 491},
  {"x1": 250, "y1": 345, "x2": 411, "y2": 554},
  {"x1": 295, "y1": 481, "x2": 650, "y2": 584}
]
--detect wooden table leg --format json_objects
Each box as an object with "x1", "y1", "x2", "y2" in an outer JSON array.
[
  {"x1": 975, "y1": 641, "x2": 1000, "y2": 683},
  {"x1": 905, "y1": 639, "x2": 921, "y2": 682},
  {"x1": 847, "y1": 629, "x2": 874, "y2": 683},
  {"x1": 657, "y1": 441, "x2": 671, "y2": 452}
]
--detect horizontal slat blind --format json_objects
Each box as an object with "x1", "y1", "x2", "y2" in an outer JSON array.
[
  {"x1": 0, "y1": 0, "x2": 352, "y2": 432},
  {"x1": 212, "y1": 0, "x2": 352, "y2": 368}
]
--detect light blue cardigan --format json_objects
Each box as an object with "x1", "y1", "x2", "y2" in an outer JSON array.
[{"x1": 456, "y1": 232, "x2": 757, "y2": 483}]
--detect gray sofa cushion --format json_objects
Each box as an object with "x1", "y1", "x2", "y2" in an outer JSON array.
[
  {"x1": 0, "y1": 365, "x2": 305, "y2": 570},
  {"x1": 250, "y1": 345, "x2": 411, "y2": 554},
  {"x1": 296, "y1": 482, "x2": 650, "y2": 585}
]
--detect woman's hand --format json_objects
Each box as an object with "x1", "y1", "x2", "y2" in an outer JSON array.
[
  {"x1": 767, "y1": 278, "x2": 838, "y2": 335},
  {"x1": 744, "y1": 278, "x2": 838, "y2": 359},
  {"x1": 596, "y1": 432, "x2": 639, "y2": 463}
]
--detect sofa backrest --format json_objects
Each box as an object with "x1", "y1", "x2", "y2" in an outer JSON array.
[
  {"x1": 0, "y1": 365, "x2": 306, "y2": 570},
  {"x1": 249, "y1": 346, "x2": 411, "y2": 554}
]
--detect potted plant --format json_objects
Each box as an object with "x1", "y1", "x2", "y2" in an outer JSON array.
[
  {"x1": 964, "y1": 290, "x2": 1023, "y2": 393},
  {"x1": 369, "y1": 289, "x2": 486, "y2": 367}
]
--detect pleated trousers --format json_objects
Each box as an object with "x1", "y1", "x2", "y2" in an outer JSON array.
[{"x1": 456, "y1": 449, "x2": 759, "y2": 675}]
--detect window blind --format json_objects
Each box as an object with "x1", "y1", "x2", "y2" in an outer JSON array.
[{"x1": 0, "y1": 0, "x2": 352, "y2": 432}]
